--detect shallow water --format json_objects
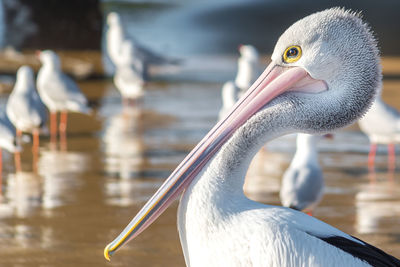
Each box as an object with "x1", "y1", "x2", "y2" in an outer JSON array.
[
  {"x1": 0, "y1": 1, "x2": 400, "y2": 263},
  {"x1": 0, "y1": 57, "x2": 399, "y2": 266}
]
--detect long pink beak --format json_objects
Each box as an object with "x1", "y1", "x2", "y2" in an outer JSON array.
[{"x1": 104, "y1": 61, "x2": 327, "y2": 260}]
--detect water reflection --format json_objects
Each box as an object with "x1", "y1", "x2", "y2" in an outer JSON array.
[
  {"x1": 102, "y1": 105, "x2": 146, "y2": 179},
  {"x1": 5, "y1": 171, "x2": 42, "y2": 218},
  {"x1": 38, "y1": 149, "x2": 88, "y2": 210},
  {"x1": 244, "y1": 149, "x2": 284, "y2": 204},
  {"x1": 356, "y1": 180, "x2": 400, "y2": 234}
]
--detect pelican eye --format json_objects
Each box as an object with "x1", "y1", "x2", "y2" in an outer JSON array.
[{"x1": 283, "y1": 45, "x2": 302, "y2": 63}]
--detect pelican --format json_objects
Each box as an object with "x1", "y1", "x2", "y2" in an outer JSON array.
[
  {"x1": 106, "y1": 12, "x2": 179, "y2": 80},
  {"x1": 104, "y1": 8, "x2": 400, "y2": 266},
  {"x1": 280, "y1": 133, "x2": 324, "y2": 215},
  {"x1": 36, "y1": 50, "x2": 90, "y2": 148},
  {"x1": 6, "y1": 66, "x2": 47, "y2": 171},
  {"x1": 219, "y1": 45, "x2": 260, "y2": 119},
  {"x1": 358, "y1": 96, "x2": 400, "y2": 172}
]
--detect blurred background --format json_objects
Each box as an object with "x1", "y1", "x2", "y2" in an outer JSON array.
[{"x1": 0, "y1": 0, "x2": 398, "y2": 266}]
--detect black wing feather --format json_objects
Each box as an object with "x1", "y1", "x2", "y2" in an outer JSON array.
[{"x1": 309, "y1": 233, "x2": 400, "y2": 267}]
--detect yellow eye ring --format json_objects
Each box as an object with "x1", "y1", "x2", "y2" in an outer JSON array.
[{"x1": 283, "y1": 45, "x2": 302, "y2": 63}]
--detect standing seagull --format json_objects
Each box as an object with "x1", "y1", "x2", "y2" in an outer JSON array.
[
  {"x1": 219, "y1": 45, "x2": 260, "y2": 119},
  {"x1": 106, "y1": 12, "x2": 179, "y2": 79},
  {"x1": 280, "y1": 133, "x2": 324, "y2": 215},
  {"x1": 235, "y1": 44, "x2": 260, "y2": 96},
  {"x1": 113, "y1": 41, "x2": 145, "y2": 102},
  {"x1": 36, "y1": 50, "x2": 90, "y2": 148},
  {"x1": 358, "y1": 96, "x2": 400, "y2": 172},
  {"x1": 0, "y1": 112, "x2": 20, "y2": 188},
  {"x1": 104, "y1": 9, "x2": 400, "y2": 266},
  {"x1": 6, "y1": 66, "x2": 47, "y2": 172}
]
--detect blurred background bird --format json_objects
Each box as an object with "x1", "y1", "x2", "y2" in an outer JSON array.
[
  {"x1": 106, "y1": 12, "x2": 180, "y2": 80},
  {"x1": 6, "y1": 65, "x2": 47, "y2": 172},
  {"x1": 36, "y1": 50, "x2": 90, "y2": 149},
  {"x1": 359, "y1": 96, "x2": 400, "y2": 174},
  {"x1": 280, "y1": 133, "x2": 325, "y2": 216},
  {"x1": 219, "y1": 44, "x2": 259, "y2": 119}
]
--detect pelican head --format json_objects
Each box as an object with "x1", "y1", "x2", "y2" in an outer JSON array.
[
  {"x1": 38, "y1": 50, "x2": 61, "y2": 69},
  {"x1": 104, "y1": 8, "x2": 381, "y2": 260}
]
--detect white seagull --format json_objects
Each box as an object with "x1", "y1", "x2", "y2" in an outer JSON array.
[
  {"x1": 6, "y1": 65, "x2": 47, "y2": 171},
  {"x1": 219, "y1": 44, "x2": 260, "y2": 119},
  {"x1": 106, "y1": 12, "x2": 179, "y2": 80},
  {"x1": 280, "y1": 133, "x2": 324, "y2": 215},
  {"x1": 235, "y1": 44, "x2": 260, "y2": 95},
  {"x1": 113, "y1": 41, "x2": 145, "y2": 101},
  {"x1": 0, "y1": 112, "x2": 20, "y2": 182},
  {"x1": 104, "y1": 8, "x2": 400, "y2": 266},
  {"x1": 358, "y1": 96, "x2": 400, "y2": 172},
  {"x1": 36, "y1": 50, "x2": 90, "y2": 147}
]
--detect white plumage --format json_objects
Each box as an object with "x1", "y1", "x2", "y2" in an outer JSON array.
[
  {"x1": 106, "y1": 12, "x2": 179, "y2": 80},
  {"x1": 358, "y1": 96, "x2": 400, "y2": 171},
  {"x1": 219, "y1": 44, "x2": 259, "y2": 119},
  {"x1": 280, "y1": 133, "x2": 324, "y2": 213},
  {"x1": 359, "y1": 96, "x2": 400, "y2": 144},
  {"x1": 113, "y1": 41, "x2": 145, "y2": 100},
  {"x1": 37, "y1": 50, "x2": 89, "y2": 114},
  {"x1": 37, "y1": 50, "x2": 89, "y2": 147},
  {"x1": 6, "y1": 66, "x2": 47, "y2": 134},
  {"x1": 0, "y1": 113, "x2": 19, "y2": 153},
  {"x1": 105, "y1": 8, "x2": 399, "y2": 267},
  {"x1": 235, "y1": 44, "x2": 260, "y2": 94}
]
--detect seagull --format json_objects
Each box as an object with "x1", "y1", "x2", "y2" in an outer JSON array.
[
  {"x1": 113, "y1": 41, "x2": 145, "y2": 102},
  {"x1": 6, "y1": 65, "x2": 47, "y2": 172},
  {"x1": 0, "y1": 112, "x2": 20, "y2": 190},
  {"x1": 218, "y1": 81, "x2": 240, "y2": 119},
  {"x1": 280, "y1": 133, "x2": 324, "y2": 215},
  {"x1": 358, "y1": 96, "x2": 400, "y2": 172},
  {"x1": 219, "y1": 45, "x2": 259, "y2": 119},
  {"x1": 104, "y1": 8, "x2": 400, "y2": 266},
  {"x1": 36, "y1": 50, "x2": 90, "y2": 148},
  {"x1": 106, "y1": 12, "x2": 180, "y2": 80},
  {"x1": 235, "y1": 44, "x2": 260, "y2": 96}
]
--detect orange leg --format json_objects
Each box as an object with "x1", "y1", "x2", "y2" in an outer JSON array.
[
  {"x1": 0, "y1": 148, "x2": 2, "y2": 197},
  {"x1": 388, "y1": 143, "x2": 396, "y2": 172},
  {"x1": 50, "y1": 112, "x2": 58, "y2": 147},
  {"x1": 32, "y1": 129, "x2": 39, "y2": 173},
  {"x1": 368, "y1": 143, "x2": 377, "y2": 173},
  {"x1": 59, "y1": 111, "x2": 68, "y2": 151},
  {"x1": 14, "y1": 129, "x2": 22, "y2": 173}
]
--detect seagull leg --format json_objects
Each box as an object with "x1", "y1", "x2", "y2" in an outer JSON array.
[
  {"x1": 32, "y1": 129, "x2": 39, "y2": 173},
  {"x1": 0, "y1": 148, "x2": 2, "y2": 197},
  {"x1": 50, "y1": 111, "x2": 57, "y2": 148},
  {"x1": 368, "y1": 143, "x2": 377, "y2": 173},
  {"x1": 59, "y1": 111, "x2": 68, "y2": 151},
  {"x1": 14, "y1": 129, "x2": 22, "y2": 172},
  {"x1": 387, "y1": 144, "x2": 396, "y2": 181},
  {"x1": 388, "y1": 143, "x2": 396, "y2": 172},
  {"x1": 122, "y1": 98, "x2": 129, "y2": 107}
]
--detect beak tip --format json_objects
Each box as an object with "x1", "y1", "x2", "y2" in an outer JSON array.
[{"x1": 104, "y1": 243, "x2": 112, "y2": 261}]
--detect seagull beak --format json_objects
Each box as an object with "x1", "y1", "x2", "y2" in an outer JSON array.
[
  {"x1": 35, "y1": 50, "x2": 41, "y2": 58},
  {"x1": 104, "y1": 61, "x2": 328, "y2": 260}
]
